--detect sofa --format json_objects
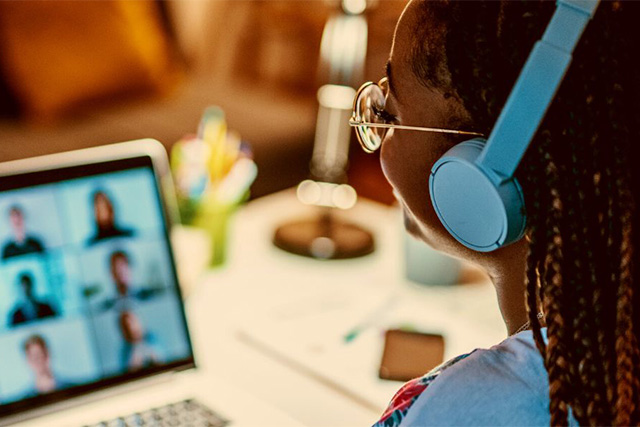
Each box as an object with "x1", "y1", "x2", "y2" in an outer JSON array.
[{"x1": 0, "y1": 1, "x2": 403, "y2": 200}]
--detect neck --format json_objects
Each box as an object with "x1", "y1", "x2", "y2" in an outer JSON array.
[
  {"x1": 483, "y1": 240, "x2": 529, "y2": 336},
  {"x1": 14, "y1": 230, "x2": 25, "y2": 244},
  {"x1": 35, "y1": 370, "x2": 56, "y2": 392},
  {"x1": 493, "y1": 273, "x2": 528, "y2": 335}
]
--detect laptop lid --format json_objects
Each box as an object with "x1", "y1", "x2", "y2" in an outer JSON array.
[{"x1": 0, "y1": 140, "x2": 195, "y2": 420}]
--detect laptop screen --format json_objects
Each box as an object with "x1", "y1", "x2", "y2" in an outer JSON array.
[{"x1": 0, "y1": 155, "x2": 194, "y2": 417}]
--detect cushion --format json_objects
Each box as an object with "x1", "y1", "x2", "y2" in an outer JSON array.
[{"x1": 0, "y1": 0, "x2": 179, "y2": 121}]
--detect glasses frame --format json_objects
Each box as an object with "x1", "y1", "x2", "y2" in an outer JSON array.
[{"x1": 349, "y1": 79, "x2": 484, "y2": 153}]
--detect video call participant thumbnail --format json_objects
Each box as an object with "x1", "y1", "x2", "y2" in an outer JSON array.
[
  {"x1": 118, "y1": 310, "x2": 161, "y2": 372},
  {"x1": 101, "y1": 250, "x2": 163, "y2": 312},
  {"x1": 2, "y1": 205, "x2": 45, "y2": 260},
  {"x1": 9, "y1": 272, "x2": 57, "y2": 327},
  {"x1": 23, "y1": 334, "x2": 71, "y2": 397},
  {"x1": 87, "y1": 190, "x2": 134, "y2": 246}
]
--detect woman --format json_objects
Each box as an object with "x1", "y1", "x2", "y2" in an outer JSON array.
[
  {"x1": 87, "y1": 190, "x2": 133, "y2": 245},
  {"x1": 118, "y1": 311, "x2": 161, "y2": 371},
  {"x1": 354, "y1": 1, "x2": 639, "y2": 425},
  {"x1": 22, "y1": 335, "x2": 72, "y2": 397}
]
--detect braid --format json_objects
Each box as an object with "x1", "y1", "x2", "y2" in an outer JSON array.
[
  {"x1": 525, "y1": 255, "x2": 546, "y2": 355},
  {"x1": 588, "y1": 133, "x2": 616, "y2": 409},
  {"x1": 560, "y1": 97, "x2": 611, "y2": 424},
  {"x1": 600, "y1": 132, "x2": 621, "y2": 409},
  {"x1": 612, "y1": 143, "x2": 637, "y2": 426},
  {"x1": 615, "y1": 223, "x2": 635, "y2": 426},
  {"x1": 541, "y1": 163, "x2": 570, "y2": 426},
  {"x1": 607, "y1": 13, "x2": 639, "y2": 422},
  {"x1": 523, "y1": 142, "x2": 550, "y2": 359}
]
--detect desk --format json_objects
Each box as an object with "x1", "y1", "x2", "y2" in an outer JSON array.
[{"x1": 179, "y1": 190, "x2": 507, "y2": 427}]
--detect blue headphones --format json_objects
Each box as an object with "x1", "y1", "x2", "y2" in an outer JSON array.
[{"x1": 429, "y1": 0, "x2": 600, "y2": 252}]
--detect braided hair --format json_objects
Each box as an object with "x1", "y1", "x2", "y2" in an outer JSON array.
[{"x1": 409, "y1": 1, "x2": 639, "y2": 425}]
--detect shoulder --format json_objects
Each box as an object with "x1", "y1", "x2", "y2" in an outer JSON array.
[
  {"x1": 2, "y1": 241, "x2": 17, "y2": 257},
  {"x1": 26, "y1": 236, "x2": 44, "y2": 249},
  {"x1": 10, "y1": 307, "x2": 24, "y2": 320},
  {"x1": 38, "y1": 301, "x2": 55, "y2": 313},
  {"x1": 402, "y1": 331, "x2": 550, "y2": 426},
  {"x1": 374, "y1": 353, "x2": 473, "y2": 427}
]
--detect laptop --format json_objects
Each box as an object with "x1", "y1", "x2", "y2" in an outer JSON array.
[{"x1": 0, "y1": 140, "x2": 299, "y2": 427}]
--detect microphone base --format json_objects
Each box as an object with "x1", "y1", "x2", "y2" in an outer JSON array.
[{"x1": 273, "y1": 211, "x2": 374, "y2": 260}]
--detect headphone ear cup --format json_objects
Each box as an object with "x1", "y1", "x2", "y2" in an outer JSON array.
[{"x1": 429, "y1": 138, "x2": 526, "y2": 252}]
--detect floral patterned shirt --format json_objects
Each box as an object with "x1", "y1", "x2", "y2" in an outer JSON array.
[
  {"x1": 373, "y1": 352, "x2": 474, "y2": 427},
  {"x1": 372, "y1": 329, "x2": 579, "y2": 427}
]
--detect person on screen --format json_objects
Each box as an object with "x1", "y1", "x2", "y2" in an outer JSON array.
[
  {"x1": 100, "y1": 250, "x2": 163, "y2": 311},
  {"x1": 9, "y1": 272, "x2": 57, "y2": 326},
  {"x1": 118, "y1": 310, "x2": 162, "y2": 371},
  {"x1": 22, "y1": 334, "x2": 70, "y2": 396},
  {"x1": 1, "y1": 205, "x2": 45, "y2": 260},
  {"x1": 87, "y1": 190, "x2": 134, "y2": 245}
]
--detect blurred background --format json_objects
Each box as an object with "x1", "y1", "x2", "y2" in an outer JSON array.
[
  {"x1": 0, "y1": 0, "x2": 405, "y2": 202},
  {"x1": 0, "y1": 4, "x2": 511, "y2": 425}
]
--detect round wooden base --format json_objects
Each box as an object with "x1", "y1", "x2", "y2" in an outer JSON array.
[{"x1": 273, "y1": 213, "x2": 375, "y2": 260}]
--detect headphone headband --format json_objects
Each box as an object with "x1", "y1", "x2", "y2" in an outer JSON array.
[
  {"x1": 476, "y1": 0, "x2": 600, "y2": 183},
  {"x1": 429, "y1": 0, "x2": 600, "y2": 252}
]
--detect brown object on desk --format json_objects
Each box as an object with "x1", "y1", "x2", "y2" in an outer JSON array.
[
  {"x1": 379, "y1": 329, "x2": 445, "y2": 382},
  {"x1": 273, "y1": 211, "x2": 374, "y2": 260}
]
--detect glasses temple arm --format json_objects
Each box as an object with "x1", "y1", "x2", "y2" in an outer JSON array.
[{"x1": 349, "y1": 121, "x2": 483, "y2": 136}]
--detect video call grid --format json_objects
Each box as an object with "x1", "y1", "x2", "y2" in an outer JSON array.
[{"x1": 0, "y1": 168, "x2": 190, "y2": 405}]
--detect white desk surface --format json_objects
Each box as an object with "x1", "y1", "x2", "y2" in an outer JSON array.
[{"x1": 176, "y1": 189, "x2": 508, "y2": 427}]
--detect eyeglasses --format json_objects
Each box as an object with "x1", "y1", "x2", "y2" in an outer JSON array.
[{"x1": 349, "y1": 78, "x2": 484, "y2": 153}]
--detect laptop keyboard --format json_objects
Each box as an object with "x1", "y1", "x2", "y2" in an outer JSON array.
[{"x1": 86, "y1": 399, "x2": 229, "y2": 427}]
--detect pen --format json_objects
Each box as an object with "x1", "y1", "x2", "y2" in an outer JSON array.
[{"x1": 343, "y1": 295, "x2": 398, "y2": 343}]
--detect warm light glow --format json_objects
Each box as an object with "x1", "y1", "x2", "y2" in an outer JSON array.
[
  {"x1": 342, "y1": 0, "x2": 366, "y2": 15},
  {"x1": 317, "y1": 85, "x2": 356, "y2": 110},
  {"x1": 297, "y1": 180, "x2": 357, "y2": 210},
  {"x1": 297, "y1": 180, "x2": 322, "y2": 205},
  {"x1": 332, "y1": 184, "x2": 357, "y2": 210}
]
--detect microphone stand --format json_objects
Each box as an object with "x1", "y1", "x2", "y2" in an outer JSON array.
[{"x1": 273, "y1": 0, "x2": 374, "y2": 259}]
